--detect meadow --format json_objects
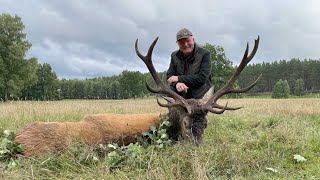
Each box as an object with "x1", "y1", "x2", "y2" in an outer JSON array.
[{"x1": 0, "y1": 98, "x2": 319, "y2": 179}]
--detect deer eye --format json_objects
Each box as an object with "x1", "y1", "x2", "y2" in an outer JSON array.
[{"x1": 182, "y1": 117, "x2": 191, "y2": 128}]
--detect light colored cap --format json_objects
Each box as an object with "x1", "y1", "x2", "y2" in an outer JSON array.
[{"x1": 176, "y1": 28, "x2": 193, "y2": 41}]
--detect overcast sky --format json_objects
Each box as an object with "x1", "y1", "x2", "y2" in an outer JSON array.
[{"x1": 1, "y1": 0, "x2": 320, "y2": 79}]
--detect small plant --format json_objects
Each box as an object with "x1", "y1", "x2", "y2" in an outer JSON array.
[
  {"x1": 142, "y1": 116, "x2": 172, "y2": 149},
  {"x1": 106, "y1": 143, "x2": 144, "y2": 168},
  {"x1": 106, "y1": 116, "x2": 172, "y2": 168},
  {"x1": 106, "y1": 143, "x2": 126, "y2": 167},
  {"x1": 69, "y1": 143, "x2": 101, "y2": 166},
  {"x1": 294, "y1": 154, "x2": 307, "y2": 163},
  {"x1": 0, "y1": 130, "x2": 26, "y2": 169}
]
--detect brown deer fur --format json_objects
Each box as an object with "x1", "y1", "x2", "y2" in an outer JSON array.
[{"x1": 14, "y1": 113, "x2": 160, "y2": 156}]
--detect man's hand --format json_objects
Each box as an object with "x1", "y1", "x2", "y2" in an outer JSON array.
[
  {"x1": 167, "y1": 76, "x2": 178, "y2": 85},
  {"x1": 176, "y1": 82, "x2": 188, "y2": 93}
]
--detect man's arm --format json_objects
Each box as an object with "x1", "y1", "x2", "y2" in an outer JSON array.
[
  {"x1": 166, "y1": 55, "x2": 189, "y2": 92},
  {"x1": 166, "y1": 54, "x2": 179, "y2": 86},
  {"x1": 166, "y1": 55, "x2": 177, "y2": 80},
  {"x1": 178, "y1": 52, "x2": 211, "y2": 87}
]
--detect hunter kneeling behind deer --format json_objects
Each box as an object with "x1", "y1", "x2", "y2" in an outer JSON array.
[{"x1": 15, "y1": 30, "x2": 260, "y2": 156}]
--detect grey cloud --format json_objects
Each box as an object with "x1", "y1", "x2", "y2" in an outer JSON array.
[{"x1": 1, "y1": 0, "x2": 320, "y2": 78}]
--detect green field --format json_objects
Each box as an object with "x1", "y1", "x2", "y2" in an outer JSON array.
[{"x1": 1, "y1": 98, "x2": 319, "y2": 179}]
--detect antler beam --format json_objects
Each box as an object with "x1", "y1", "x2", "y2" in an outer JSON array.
[
  {"x1": 135, "y1": 37, "x2": 193, "y2": 115},
  {"x1": 203, "y1": 36, "x2": 261, "y2": 112}
]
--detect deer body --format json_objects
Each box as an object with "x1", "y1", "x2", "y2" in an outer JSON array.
[{"x1": 15, "y1": 113, "x2": 160, "y2": 156}]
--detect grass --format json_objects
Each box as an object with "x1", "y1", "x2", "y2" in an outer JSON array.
[{"x1": 0, "y1": 98, "x2": 320, "y2": 179}]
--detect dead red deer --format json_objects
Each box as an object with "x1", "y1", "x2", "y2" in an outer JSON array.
[
  {"x1": 135, "y1": 36, "x2": 260, "y2": 145},
  {"x1": 14, "y1": 113, "x2": 160, "y2": 156},
  {"x1": 15, "y1": 36, "x2": 259, "y2": 156}
]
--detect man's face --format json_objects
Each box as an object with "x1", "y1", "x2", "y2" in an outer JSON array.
[{"x1": 177, "y1": 36, "x2": 195, "y2": 56}]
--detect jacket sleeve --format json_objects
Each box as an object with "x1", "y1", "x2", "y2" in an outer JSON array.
[
  {"x1": 178, "y1": 52, "x2": 211, "y2": 88},
  {"x1": 166, "y1": 53, "x2": 177, "y2": 80}
]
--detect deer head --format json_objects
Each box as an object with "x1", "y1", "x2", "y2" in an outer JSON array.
[{"x1": 135, "y1": 36, "x2": 260, "y2": 145}]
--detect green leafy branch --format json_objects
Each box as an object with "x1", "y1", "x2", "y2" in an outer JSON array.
[
  {"x1": 0, "y1": 130, "x2": 26, "y2": 169},
  {"x1": 142, "y1": 117, "x2": 172, "y2": 149}
]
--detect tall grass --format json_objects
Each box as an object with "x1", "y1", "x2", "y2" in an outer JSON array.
[{"x1": 0, "y1": 98, "x2": 319, "y2": 179}]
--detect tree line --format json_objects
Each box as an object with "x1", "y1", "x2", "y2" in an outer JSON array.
[
  {"x1": 36, "y1": 57, "x2": 320, "y2": 100},
  {"x1": 238, "y1": 58, "x2": 320, "y2": 94},
  {"x1": 57, "y1": 71, "x2": 166, "y2": 100},
  {"x1": 1, "y1": 14, "x2": 319, "y2": 101}
]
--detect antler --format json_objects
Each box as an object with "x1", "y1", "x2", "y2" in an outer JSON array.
[
  {"x1": 203, "y1": 36, "x2": 261, "y2": 113},
  {"x1": 135, "y1": 37, "x2": 193, "y2": 115}
]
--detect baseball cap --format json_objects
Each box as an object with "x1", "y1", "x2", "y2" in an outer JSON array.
[{"x1": 176, "y1": 28, "x2": 193, "y2": 41}]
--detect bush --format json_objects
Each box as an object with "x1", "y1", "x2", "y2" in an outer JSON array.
[{"x1": 272, "y1": 79, "x2": 290, "y2": 98}]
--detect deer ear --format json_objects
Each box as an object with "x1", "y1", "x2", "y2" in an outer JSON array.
[
  {"x1": 161, "y1": 96, "x2": 175, "y2": 103},
  {"x1": 200, "y1": 86, "x2": 214, "y2": 104}
]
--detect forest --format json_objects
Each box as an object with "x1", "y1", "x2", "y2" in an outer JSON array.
[{"x1": 238, "y1": 58, "x2": 320, "y2": 94}]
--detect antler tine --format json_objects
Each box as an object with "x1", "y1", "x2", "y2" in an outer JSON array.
[
  {"x1": 135, "y1": 37, "x2": 193, "y2": 115},
  {"x1": 247, "y1": 35, "x2": 260, "y2": 60},
  {"x1": 144, "y1": 77, "x2": 159, "y2": 93},
  {"x1": 203, "y1": 36, "x2": 260, "y2": 112},
  {"x1": 213, "y1": 103, "x2": 242, "y2": 110},
  {"x1": 209, "y1": 74, "x2": 261, "y2": 111},
  {"x1": 135, "y1": 38, "x2": 162, "y2": 84},
  {"x1": 135, "y1": 39, "x2": 146, "y2": 61},
  {"x1": 236, "y1": 36, "x2": 259, "y2": 75},
  {"x1": 156, "y1": 96, "x2": 188, "y2": 109},
  {"x1": 229, "y1": 74, "x2": 262, "y2": 94},
  {"x1": 206, "y1": 102, "x2": 228, "y2": 114},
  {"x1": 135, "y1": 37, "x2": 158, "y2": 61}
]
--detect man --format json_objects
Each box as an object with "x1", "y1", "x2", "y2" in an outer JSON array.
[{"x1": 166, "y1": 28, "x2": 212, "y2": 99}]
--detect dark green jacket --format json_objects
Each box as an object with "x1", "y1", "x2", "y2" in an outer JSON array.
[{"x1": 166, "y1": 44, "x2": 212, "y2": 99}]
